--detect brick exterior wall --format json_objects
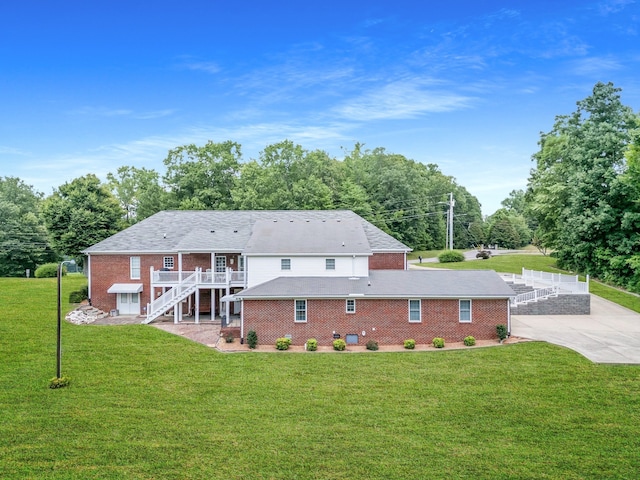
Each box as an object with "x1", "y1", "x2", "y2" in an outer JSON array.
[
  {"x1": 242, "y1": 297, "x2": 509, "y2": 346},
  {"x1": 88, "y1": 253, "x2": 240, "y2": 314},
  {"x1": 369, "y1": 252, "x2": 406, "y2": 270}
]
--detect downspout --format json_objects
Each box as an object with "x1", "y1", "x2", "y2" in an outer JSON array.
[
  {"x1": 86, "y1": 254, "x2": 92, "y2": 304},
  {"x1": 507, "y1": 298, "x2": 511, "y2": 337},
  {"x1": 240, "y1": 299, "x2": 245, "y2": 344}
]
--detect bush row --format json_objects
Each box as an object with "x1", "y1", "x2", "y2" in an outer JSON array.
[{"x1": 246, "y1": 325, "x2": 509, "y2": 351}]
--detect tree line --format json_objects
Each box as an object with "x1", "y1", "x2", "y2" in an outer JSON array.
[{"x1": 3, "y1": 142, "x2": 530, "y2": 276}]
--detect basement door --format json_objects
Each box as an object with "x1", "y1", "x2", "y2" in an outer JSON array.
[{"x1": 117, "y1": 292, "x2": 140, "y2": 315}]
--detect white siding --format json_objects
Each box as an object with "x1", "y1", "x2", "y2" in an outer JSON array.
[{"x1": 247, "y1": 255, "x2": 369, "y2": 287}]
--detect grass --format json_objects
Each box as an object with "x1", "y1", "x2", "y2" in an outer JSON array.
[{"x1": 1, "y1": 276, "x2": 640, "y2": 478}]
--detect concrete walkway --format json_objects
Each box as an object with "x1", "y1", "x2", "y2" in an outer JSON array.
[{"x1": 512, "y1": 294, "x2": 640, "y2": 364}]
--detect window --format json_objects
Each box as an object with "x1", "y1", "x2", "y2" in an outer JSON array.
[
  {"x1": 409, "y1": 299, "x2": 421, "y2": 322},
  {"x1": 459, "y1": 299, "x2": 472, "y2": 323},
  {"x1": 281, "y1": 258, "x2": 291, "y2": 270},
  {"x1": 130, "y1": 256, "x2": 140, "y2": 279},
  {"x1": 295, "y1": 299, "x2": 307, "y2": 322},
  {"x1": 346, "y1": 299, "x2": 356, "y2": 313},
  {"x1": 215, "y1": 256, "x2": 227, "y2": 273},
  {"x1": 326, "y1": 258, "x2": 336, "y2": 270},
  {"x1": 239, "y1": 256, "x2": 245, "y2": 271},
  {"x1": 345, "y1": 334, "x2": 359, "y2": 344},
  {"x1": 163, "y1": 256, "x2": 174, "y2": 269}
]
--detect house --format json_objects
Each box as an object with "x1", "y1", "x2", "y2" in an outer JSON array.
[{"x1": 83, "y1": 210, "x2": 515, "y2": 346}]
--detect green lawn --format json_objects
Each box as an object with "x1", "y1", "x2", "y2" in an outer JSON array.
[{"x1": 1, "y1": 276, "x2": 639, "y2": 479}]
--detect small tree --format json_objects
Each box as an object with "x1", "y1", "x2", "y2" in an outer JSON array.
[{"x1": 246, "y1": 330, "x2": 258, "y2": 349}]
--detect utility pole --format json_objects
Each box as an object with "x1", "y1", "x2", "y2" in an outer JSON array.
[{"x1": 448, "y1": 192, "x2": 455, "y2": 250}]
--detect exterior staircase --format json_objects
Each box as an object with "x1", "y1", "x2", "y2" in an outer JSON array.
[
  {"x1": 143, "y1": 272, "x2": 198, "y2": 324},
  {"x1": 507, "y1": 282, "x2": 558, "y2": 306}
]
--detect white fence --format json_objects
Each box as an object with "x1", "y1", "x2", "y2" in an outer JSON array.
[
  {"x1": 521, "y1": 268, "x2": 589, "y2": 294},
  {"x1": 511, "y1": 286, "x2": 558, "y2": 306}
]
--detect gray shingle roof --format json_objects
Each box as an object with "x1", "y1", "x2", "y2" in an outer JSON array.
[
  {"x1": 244, "y1": 218, "x2": 371, "y2": 255},
  {"x1": 83, "y1": 210, "x2": 410, "y2": 254},
  {"x1": 236, "y1": 270, "x2": 516, "y2": 299}
]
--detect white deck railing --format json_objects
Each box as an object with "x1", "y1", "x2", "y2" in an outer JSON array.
[
  {"x1": 152, "y1": 267, "x2": 245, "y2": 287},
  {"x1": 511, "y1": 286, "x2": 558, "y2": 306},
  {"x1": 521, "y1": 268, "x2": 589, "y2": 294}
]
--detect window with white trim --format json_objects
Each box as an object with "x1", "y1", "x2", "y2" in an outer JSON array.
[
  {"x1": 346, "y1": 298, "x2": 356, "y2": 313},
  {"x1": 215, "y1": 256, "x2": 227, "y2": 273},
  {"x1": 409, "y1": 299, "x2": 421, "y2": 322},
  {"x1": 163, "y1": 256, "x2": 174, "y2": 269},
  {"x1": 295, "y1": 299, "x2": 307, "y2": 322},
  {"x1": 459, "y1": 299, "x2": 472, "y2": 322},
  {"x1": 326, "y1": 258, "x2": 336, "y2": 270},
  {"x1": 281, "y1": 258, "x2": 291, "y2": 270},
  {"x1": 130, "y1": 256, "x2": 141, "y2": 279}
]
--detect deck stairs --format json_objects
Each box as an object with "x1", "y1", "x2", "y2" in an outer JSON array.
[
  {"x1": 143, "y1": 272, "x2": 198, "y2": 324},
  {"x1": 507, "y1": 282, "x2": 559, "y2": 307}
]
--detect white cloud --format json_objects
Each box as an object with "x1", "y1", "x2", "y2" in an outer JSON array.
[
  {"x1": 335, "y1": 79, "x2": 475, "y2": 121},
  {"x1": 598, "y1": 0, "x2": 636, "y2": 15},
  {"x1": 67, "y1": 106, "x2": 175, "y2": 120},
  {"x1": 0, "y1": 146, "x2": 28, "y2": 155},
  {"x1": 569, "y1": 56, "x2": 623, "y2": 75},
  {"x1": 182, "y1": 61, "x2": 221, "y2": 74}
]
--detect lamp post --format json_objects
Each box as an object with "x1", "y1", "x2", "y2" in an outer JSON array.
[{"x1": 56, "y1": 260, "x2": 74, "y2": 379}]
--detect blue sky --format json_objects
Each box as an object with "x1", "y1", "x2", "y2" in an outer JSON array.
[{"x1": 1, "y1": 0, "x2": 639, "y2": 215}]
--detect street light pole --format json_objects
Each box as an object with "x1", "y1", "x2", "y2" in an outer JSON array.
[{"x1": 56, "y1": 260, "x2": 74, "y2": 379}]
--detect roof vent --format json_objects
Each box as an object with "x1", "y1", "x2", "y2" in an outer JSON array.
[
  {"x1": 210, "y1": 230, "x2": 215, "y2": 233},
  {"x1": 163, "y1": 233, "x2": 167, "y2": 239}
]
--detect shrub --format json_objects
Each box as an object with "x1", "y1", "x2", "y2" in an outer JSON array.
[
  {"x1": 497, "y1": 324, "x2": 508, "y2": 342},
  {"x1": 366, "y1": 339, "x2": 379, "y2": 351},
  {"x1": 432, "y1": 337, "x2": 445, "y2": 348},
  {"x1": 464, "y1": 336, "x2": 476, "y2": 346},
  {"x1": 49, "y1": 376, "x2": 71, "y2": 389},
  {"x1": 403, "y1": 339, "x2": 416, "y2": 349},
  {"x1": 35, "y1": 263, "x2": 63, "y2": 278},
  {"x1": 246, "y1": 330, "x2": 258, "y2": 349},
  {"x1": 333, "y1": 339, "x2": 346, "y2": 351},
  {"x1": 276, "y1": 337, "x2": 292, "y2": 350},
  {"x1": 306, "y1": 338, "x2": 318, "y2": 351},
  {"x1": 225, "y1": 333, "x2": 234, "y2": 343},
  {"x1": 69, "y1": 285, "x2": 88, "y2": 304},
  {"x1": 438, "y1": 251, "x2": 465, "y2": 263}
]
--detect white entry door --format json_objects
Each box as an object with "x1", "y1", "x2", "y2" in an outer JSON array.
[{"x1": 117, "y1": 293, "x2": 140, "y2": 315}]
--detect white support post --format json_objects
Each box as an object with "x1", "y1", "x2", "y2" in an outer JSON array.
[
  {"x1": 195, "y1": 287, "x2": 200, "y2": 324},
  {"x1": 240, "y1": 300, "x2": 244, "y2": 343}
]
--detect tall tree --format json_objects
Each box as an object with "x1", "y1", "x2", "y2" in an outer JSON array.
[
  {"x1": 527, "y1": 82, "x2": 639, "y2": 289},
  {"x1": 163, "y1": 140, "x2": 242, "y2": 210},
  {"x1": 0, "y1": 177, "x2": 55, "y2": 276},
  {"x1": 232, "y1": 140, "x2": 337, "y2": 210},
  {"x1": 107, "y1": 166, "x2": 168, "y2": 223},
  {"x1": 42, "y1": 174, "x2": 124, "y2": 260}
]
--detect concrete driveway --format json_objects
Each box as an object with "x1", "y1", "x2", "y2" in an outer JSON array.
[{"x1": 512, "y1": 295, "x2": 640, "y2": 364}]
